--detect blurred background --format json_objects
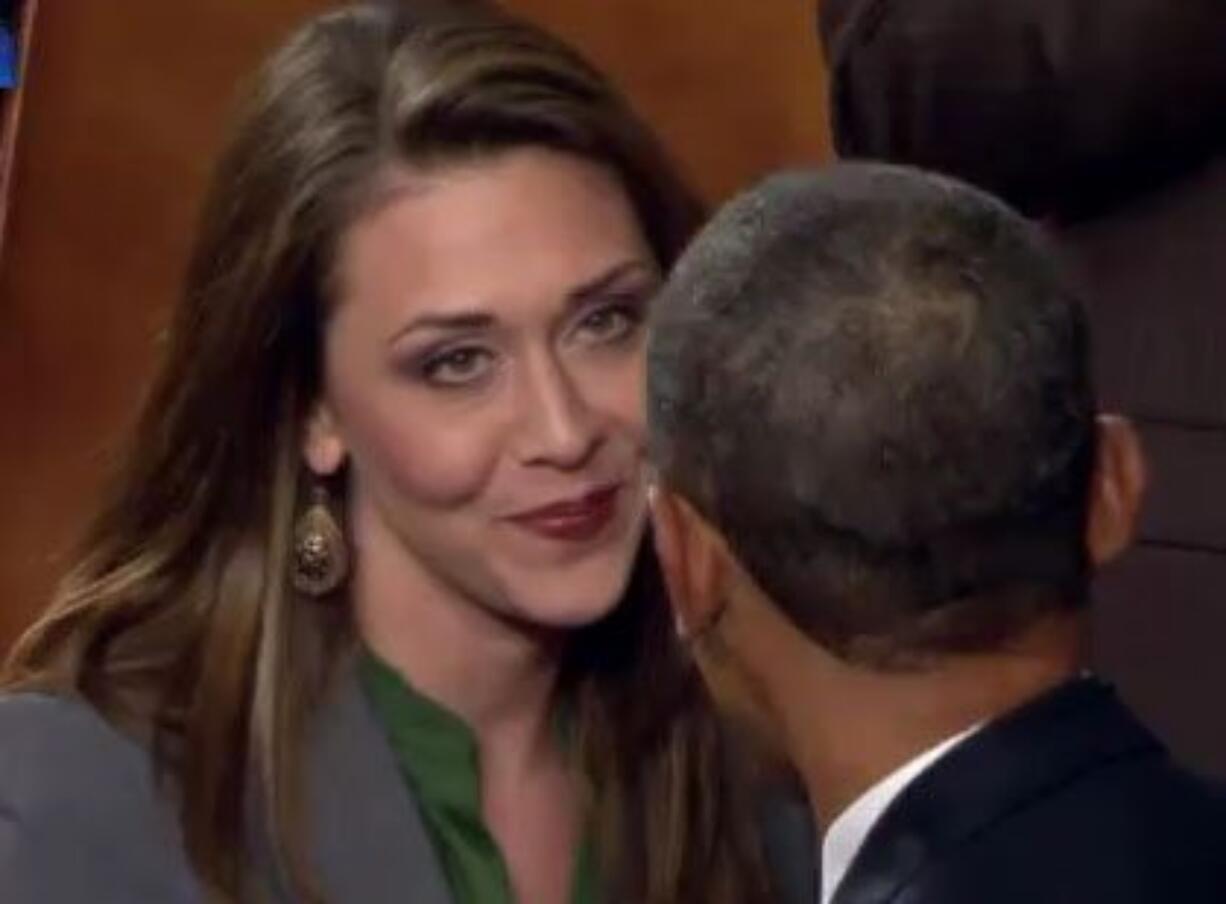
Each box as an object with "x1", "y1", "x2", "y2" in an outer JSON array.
[{"x1": 2, "y1": 1, "x2": 1223, "y2": 782}]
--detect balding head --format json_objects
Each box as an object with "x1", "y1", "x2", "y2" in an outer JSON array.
[{"x1": 648, "y1": 163, "x2": 1096, "y2": 665}]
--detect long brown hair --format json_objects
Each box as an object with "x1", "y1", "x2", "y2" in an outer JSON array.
[{"x1": 2, "y1": 2, "x2": 769, "y2": 902}]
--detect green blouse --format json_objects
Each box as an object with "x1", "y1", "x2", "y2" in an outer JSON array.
[{"x1": 359, "y1": 653, "x2": 599, "y2": 904}]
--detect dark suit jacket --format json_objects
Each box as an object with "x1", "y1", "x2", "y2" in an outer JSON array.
[
  {"x1": 832, "y1": 678, "x2": 1226, "y2": 904},
  {"x1": 817, "y1": 0, "x2": 1226, "y2": 780},
  {"x1": 0, "y1": 668, "x2": 816, "y2": 903}
]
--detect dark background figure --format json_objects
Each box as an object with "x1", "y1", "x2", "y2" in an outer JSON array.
[{"x1": 819, "y1": 0, "x2": 1226, "y2": 778}]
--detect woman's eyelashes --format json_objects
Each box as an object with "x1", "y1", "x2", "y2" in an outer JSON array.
[
  {"x1": 417, "y1": 344, "x2": 497, "y2": 387},
  {"x1": 569, "y1": 294, "x2": 648, "y2": 347},
  {"x1": 400, "y1": 292, "x2": 651, "y2": 391}
]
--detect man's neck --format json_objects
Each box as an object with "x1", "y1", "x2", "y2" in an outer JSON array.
[{"x1": 774, "y1": 615, "x2": 1084, "y2": 830}]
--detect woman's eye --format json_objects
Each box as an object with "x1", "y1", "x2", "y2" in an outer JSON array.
[
  {"x1": 420, "y1": 346, "x2": 495, "y2": 387},
  {"x1": 575, "y1": 302, "x2": 642, "y2": 345}
]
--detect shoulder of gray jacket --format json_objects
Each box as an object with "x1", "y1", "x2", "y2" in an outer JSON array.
[{"x1": 0, "y1": 691, "x2": 204, "y2": 903}]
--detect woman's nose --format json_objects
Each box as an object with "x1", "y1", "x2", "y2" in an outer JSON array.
[{"x1": 513, "y1": 353, "x2": 602, "y2": 470}]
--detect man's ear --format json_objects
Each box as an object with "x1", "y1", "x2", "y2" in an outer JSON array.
[
  {"x1": 1087, "y1": 414, "x2": 1147, "y2": 567},
  {"x1": 648, "y1": 486, "x2": 727, "y2": 640},
  {"x1": 302, "y1": 399, "x2": 347, "y2": 477}
]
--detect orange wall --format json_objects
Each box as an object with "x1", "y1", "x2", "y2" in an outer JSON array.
[{"x1": 0, "y1": 2, "x2": 830, "y2": 651}]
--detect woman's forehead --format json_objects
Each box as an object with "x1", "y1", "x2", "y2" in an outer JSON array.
[{"x1": 331, "y1": 148, "x2": 654, "y2": 323}]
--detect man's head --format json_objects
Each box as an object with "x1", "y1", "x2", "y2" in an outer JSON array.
[{"x1": 647, "y1": 163, "x2": 1145, "y2": 687}]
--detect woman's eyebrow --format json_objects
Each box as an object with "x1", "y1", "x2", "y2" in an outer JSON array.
[
  {"x1": 388, "y1": 311, "x2": 495, "y2": 345},
  {"x1": 388, "y1": 259, "x2": 657, "y2": 345},
  {"x1": 565, "y1": 259, "x2": 658, "y2": 308}
]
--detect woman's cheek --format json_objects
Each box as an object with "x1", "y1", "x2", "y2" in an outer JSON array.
[
  {"x1": 581, "y1": 349, "x2": 648, "y2": 439},
  {"x1": 374, "y1": 415, "x2": 499, "y2": 509},
  {"x1": 336, "y1": 380, "x2": 500, "y2": 509}
]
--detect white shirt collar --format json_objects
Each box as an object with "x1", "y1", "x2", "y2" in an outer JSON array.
[{"x1": 819, "y1": 723, "x2": 982, "y2": 904}]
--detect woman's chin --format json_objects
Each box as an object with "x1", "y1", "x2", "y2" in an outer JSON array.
[{"x1": 493, "y1": 553, "x2": 637, "y2": 631}]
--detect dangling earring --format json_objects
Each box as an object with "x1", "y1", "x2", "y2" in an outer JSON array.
[{"x1": 292, "y1": 483, "x2": 349, "y2": 597}]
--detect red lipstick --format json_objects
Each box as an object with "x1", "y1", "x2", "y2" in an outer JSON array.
[{"x1": 506, "y1": 484, "x2": 621, "y2": 542}]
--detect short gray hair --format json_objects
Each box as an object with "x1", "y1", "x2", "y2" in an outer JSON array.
[{"x1": 647, "y1": 163, "x2": 1095, "y2": 665}]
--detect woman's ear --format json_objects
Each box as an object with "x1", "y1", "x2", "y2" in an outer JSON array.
[
  {"x1": 1086, "y1": 414, "x2": 1148, "y2": 567},
  {"x1": 648, "y1": 486, "x2": 727, "y2": 640},
  {"x1": 302, "y1": 400, "x2": 347, "y2": 477}
]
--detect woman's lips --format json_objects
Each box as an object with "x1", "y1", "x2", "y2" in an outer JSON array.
[{"x1": 505, "y1": 484, "x2": 622, "y2": 542}]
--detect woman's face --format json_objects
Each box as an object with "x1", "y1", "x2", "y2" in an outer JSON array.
[{"x1": 306, "y1": 148, "x2": 660, "y2": 630}]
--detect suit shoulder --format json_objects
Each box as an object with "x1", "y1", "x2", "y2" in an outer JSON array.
[
  {"x1": 0, "y1": 690, "x2": 137, "y2": 748},
  {"x1": 921, "y1": 754, "x2": 1226, "y2": 902},
  {"x1": 987, "y1": 750, "x2": 1226, "y2": 864},
  {"x1": 1110, "y1": 754, "x2": 1226, "y2": 843},
  {"x1": 0, "y1": 692, "x2": 202, "y2": 902},
  {"x1": 0, "y1": 691, "x2": 154, "y2": 810}
]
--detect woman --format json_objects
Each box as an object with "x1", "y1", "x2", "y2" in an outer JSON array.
[{"x1": 0, "y1": 2, "x2": 788, "y2": 902}]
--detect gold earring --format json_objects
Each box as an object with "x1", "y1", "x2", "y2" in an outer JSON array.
[{"x1": 292, "y1": 483, "x2": 349, "y2": 596}]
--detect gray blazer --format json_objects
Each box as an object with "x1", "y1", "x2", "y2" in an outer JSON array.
[
  {"x1": 0, "y1": 674, "x2": 455, "y2": 903},
  {"x1": 0, "y1": 675, "x2": 815, "y2": 903}
]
